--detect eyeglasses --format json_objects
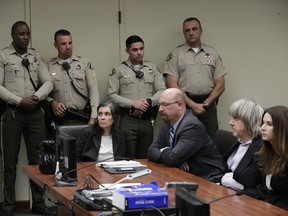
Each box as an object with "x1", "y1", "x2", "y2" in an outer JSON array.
[{"x1": 157, "y1": 101, "x2": 180, "y2": 108}]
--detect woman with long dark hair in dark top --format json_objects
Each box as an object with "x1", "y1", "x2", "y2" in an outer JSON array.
[
  {"x1": 76, "y1": 101, "x2": 132, "y2": 162},
  {"x1": 244, "y1": 106, "x2": 288, "y2": 211}
]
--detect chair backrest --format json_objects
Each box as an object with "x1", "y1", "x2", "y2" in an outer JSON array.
[
  {"x1": 56, "y1": 124, "x2": 90, "y2": 141},
  {"x1": 214, "y1": 129, "x2": 237, "y2": 155},
  {"x1": 55, "y1": 125, "x2": 90, "y2": 160}
]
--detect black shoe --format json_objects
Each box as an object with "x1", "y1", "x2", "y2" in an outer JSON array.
[
  {"x1": 2, "y1": 207, "x2": 14, "y2": 216},
  {"x1": 31, "y1": 205, "x2": 56, "y2": 216}
]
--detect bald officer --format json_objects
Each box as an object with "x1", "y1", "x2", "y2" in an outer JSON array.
[
  {"x1": 107, "y1": 35, "x2": 165, "y2": 159},
  {"x1": 0, "y1": 21, "x2": 54, "y2": 216},
  {"x1": 46, "y1": 29, "x2": 99, "y2": 126},
  {"x1": 164, "y1": 17, "x2": 227, "y2": 141}
]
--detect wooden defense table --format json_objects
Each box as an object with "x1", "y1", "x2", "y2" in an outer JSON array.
[{"x1": 23, "y1": 159, "x2": 288, "y2": 216}]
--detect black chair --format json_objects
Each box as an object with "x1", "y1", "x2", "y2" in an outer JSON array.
[
  {"x1": 55, "y1": 124, "x2": 90, "y2": 159},
  {"x1": 56, "y1": 124, "x2": 90, "y2": 141},
  {"x1": 214, "y1": 129, "x2": 237, "y2": 155}
]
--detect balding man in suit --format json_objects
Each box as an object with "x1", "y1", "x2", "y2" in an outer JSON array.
[{"x1": 148, "y1": 88, "x2": 225, "y2": 182}]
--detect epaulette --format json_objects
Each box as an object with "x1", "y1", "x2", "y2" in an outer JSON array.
[
  {"x1": 1, "y1": 47, "x2": 8, "y2": 51},
  {"x1": 176, "y1": 43, "x2": 185, "y2": 48}
]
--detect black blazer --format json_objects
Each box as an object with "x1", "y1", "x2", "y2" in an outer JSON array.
[
  {"x1": 223, "y1": 138, "x2": 262, "y2": 188},
  {"x1": 148, "y1": 110, "x2": 225, "y2": 182},
  {"x1": 244, "y1": 166, "x2": 288, "y2": 211},
  {"x1": 76, "y1": 125, "x2": 132, "y2": 162}
]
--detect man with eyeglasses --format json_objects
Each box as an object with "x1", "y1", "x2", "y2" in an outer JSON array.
[
  {"x1": 164, "y1": 17, "x2": 227, "y2": 141},
  {"x1": 107, "y1": 35, "x2": 165, "y2": 159},
  {"x1": 148, "y1": 88, "x2": 225, "y2": 183}
]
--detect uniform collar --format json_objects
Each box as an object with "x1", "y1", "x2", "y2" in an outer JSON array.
[
  {"x1": 125, "y1": 58, "x2": 149, "y2": 67},
  {"x1": 183, "y1": 42, "x2": 209, "y2": 53},
  {"x1": 52, "y1": 54, "x2": 80, "y2": 65},
  {"x1": 7, "y1": 43, "x2": 33, "y2": 56}
]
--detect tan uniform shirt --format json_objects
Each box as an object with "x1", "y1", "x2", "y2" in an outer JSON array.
[
  {"x1": 107, "y1": 59, "x2": 165, "y2": 108},
  {"x1": 46, "y1": 54, "x2": 99, "y2": 118},
  {"x1": 0, "y1": 44, "x2": 53, "y2": 105},
  {"x1": 164, "y1": 43, "x2": 227, "y2": 95}
]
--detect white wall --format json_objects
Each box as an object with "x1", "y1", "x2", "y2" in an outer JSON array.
[
  {"x1": 1, "y1": 0, "x2": 288, "y2": 203},
  {"x1": 121, "y1": 0, "x2": 288, "y2": 128}
]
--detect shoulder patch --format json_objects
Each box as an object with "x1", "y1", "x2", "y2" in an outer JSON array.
[{"x1": 166, "y1": 53, "x2": 173, "y2": 61}]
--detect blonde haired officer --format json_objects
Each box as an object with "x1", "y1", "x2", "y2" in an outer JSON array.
[
  {"x1": 108, "y1": 35, "x2": 165, "y2": 159},
  {"x1": 0, "y1": 21, "x2": 54, "y2": 216},
  {"x1": 46, "y1": 29, "x2": 99, "y2": 127}
]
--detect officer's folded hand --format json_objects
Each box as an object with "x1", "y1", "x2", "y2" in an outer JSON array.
[{"x1": 20, "y1": 96, "x2": 38, "y2": 110}]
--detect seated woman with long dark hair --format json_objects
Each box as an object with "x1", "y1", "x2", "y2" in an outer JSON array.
[
  {"x1": 76, "y1": 101, "x2": 132, "y2": 162},
  {"x1": 244, "y1": 106, "x2": 288, "y2": 211}
]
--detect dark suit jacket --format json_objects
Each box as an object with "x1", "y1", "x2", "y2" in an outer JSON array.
[
  {"x1": 147, "y1": 110, "x2": 225, "y2": 182},
  {"x1": 76, "y1": 125, "x2": 132, "y2": 162},
  {"x1": 223, "y1": 138, "x2": 262, "y2": 188},
  {"x1": 244, "y1": 166, "x2": 288, "y2": 211}
]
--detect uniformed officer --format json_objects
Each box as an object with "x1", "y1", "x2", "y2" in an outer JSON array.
[
  {"x1": 107, "y1": 35, "x2": 165, "y2": 159},
  {"x1": 46, "y1": 29, "x2": 99, "y2": 127},
  {"x1": 0, "y1": 21, "x2": 54, "y2": 216},
  {"x1": 164, "y1": 17, "x2": 227, "y2": 141}
]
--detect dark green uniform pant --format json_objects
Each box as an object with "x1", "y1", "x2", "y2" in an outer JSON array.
[
  {"x1": 122, "y1": 115, "x2": 153, "y2": 159},
  {"x1": 2, "y1": 107, "x2": 45, "y2": 208},
  {"x1": 197, "y1": 102, "x2": 219, "y2": 141}
]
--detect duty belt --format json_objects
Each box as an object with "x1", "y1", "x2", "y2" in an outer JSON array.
[
  {"x1": 185, "y1": 93, "x2": 209, "y2": 103},
  {"x1": 7, "y1": 104, "x2": 40, "y2": 113},
  {"x1": 120, "y1": 107, "x2": 158, "y2": 120}
]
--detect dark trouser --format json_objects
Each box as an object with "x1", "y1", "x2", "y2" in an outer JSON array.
[
  {"x1": 122, "y1": 115, "x2": 153, "y2": 159},
  {"x1": 196, "y1": 102, "x2": 219, "y2": 141},
  {"x1": 2, "y1": 107, "x2": 46, "y2": 208}
]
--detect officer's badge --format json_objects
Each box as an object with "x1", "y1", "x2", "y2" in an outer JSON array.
[
  {"x1": 110, "y1": 68, "x2": 116, "y2": 76},
  {"x1": 166, "y1": 53, "x2": 173, "y2": 61}
]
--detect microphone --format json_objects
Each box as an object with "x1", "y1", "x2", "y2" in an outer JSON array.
[
  {"x1": 82, "y1": 168, "x2": 152, "y2": 199},
  {"x1": 53, "y1": 156, "x2": 130, "y2": 187},
  {"x1": 62, "y1": 62, "x2": 70, "y2": 71},
  {"x1": 208, "y1": 190, "x2": 243, "y2": 204},
  {"x1": 22, "y1": 58, "x2": 30, "y2": 70}
]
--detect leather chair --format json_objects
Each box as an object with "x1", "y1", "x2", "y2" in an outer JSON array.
[
  {"x1": 214, "y1": 129, "x2": 237, "y2": 155},
  {"x1": 55, "y1": 124, "x2": 90, "y2": 160},
  {"x1": 56, "y1": 124, "x2": 90, "y2": 140}
]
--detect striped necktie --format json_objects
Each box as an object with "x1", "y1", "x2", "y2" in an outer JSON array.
[{"x1": 169, "y1": 125, "x2": 174, "y2": 147}]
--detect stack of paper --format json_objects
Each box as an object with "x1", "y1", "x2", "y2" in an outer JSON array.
[{"x1": 96, "y1": 160, "x2": 145, "y2": 168}]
